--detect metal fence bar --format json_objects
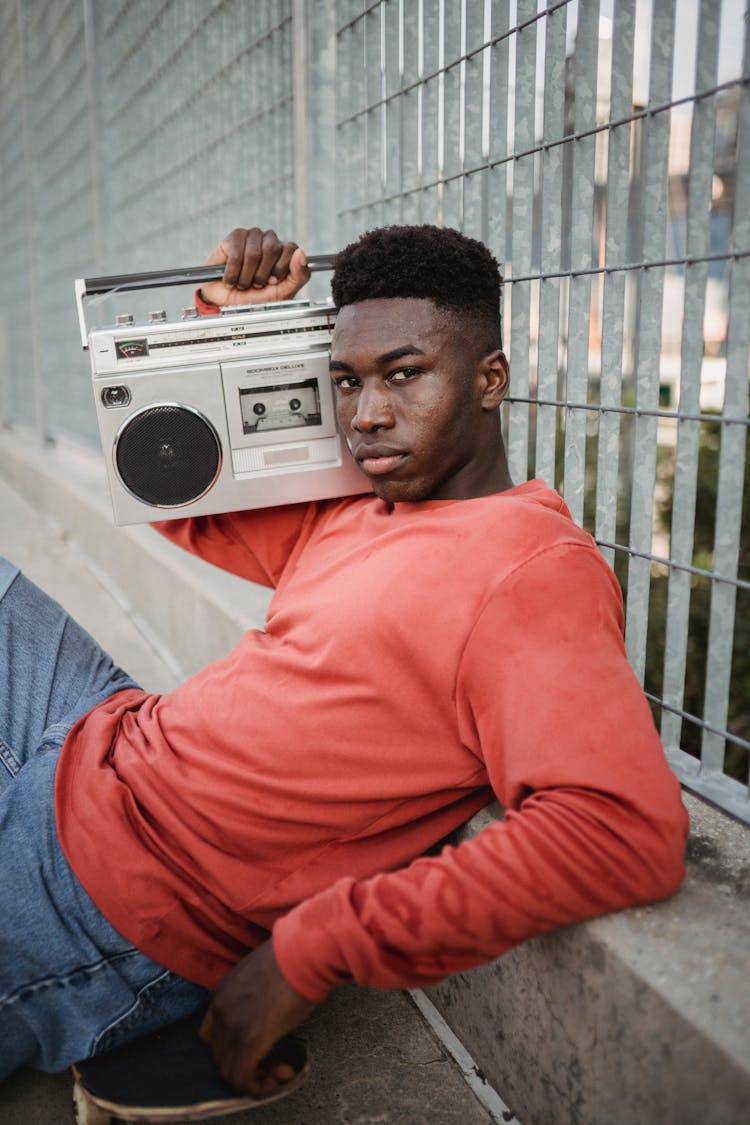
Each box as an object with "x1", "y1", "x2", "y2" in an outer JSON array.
[
  {"x1": 701, "y1": 10, "x2": 750, "y2": 780},
  {"x1": 486, "y1": 0, "x2": 510, "y2": 280},
  {"x1": 400, "y1": 0, "x2": 421, "y2": 223},
  {"x1": 441, "y1": 0, "x2": 463, "y2": 229},
  {"x1": 382, "y1": 0, "x2": 401, "y2": 221},
  {"x1": 534, "y1": 1, "x2": 568, "y2": 490},
  {"x1": 420, "y1": 0, "x2": 442, "y2": 225},
  {"x1": 338, "y1": 0, "x2": 571, "y2": 127},
  {"x1": 624, "y1": 0, "x2": 676, "y2": 684},
  {"x1": 508, "y1": 247, "x2": 749, "y2": 282},
  {"x1": 593, "y1": 539, "x2": 750, "y2": 595},
  {"x1": 660, "y1": 0, "x2": 721, "y2": 755},
  {"x1": 506, "y1": 0, "x2": 538, "y2": 486},
  {"x1": 334, "y1": 72, "x2": 750, "y2": 221},
  {"x1": 562, "y1": 0, "x2": 600, "y2": 526},
  {"x1": 508, "y1": 394, "x2": 749, "y2": 430},
  {"x1": 336, "y1": 3, "x2": 367, "y2": 241},
  {"x1": 595, "y1": 0, "x2": 636, "y2": 567},
  {"x1": 462, "y1": 0, "x2": 488, "y2": 239}
]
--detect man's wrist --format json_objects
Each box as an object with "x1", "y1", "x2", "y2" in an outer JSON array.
[
  {"x1": 272, "y1": 918, "x2": 340, "y2": 1004},
  {"x1": 194, "y1": 287, "x2": 220, "y2": 315}
]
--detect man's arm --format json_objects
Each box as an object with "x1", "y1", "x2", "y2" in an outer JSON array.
[
  {"x1": 152, "y1": 226, "x2": 315, "y2": 584},
  {"x1": 269, "y1": 544, "x2": 687, "y2": 998},
  {"x1": 201, "y1": 543, "x2": 688, "y2": 1092}
]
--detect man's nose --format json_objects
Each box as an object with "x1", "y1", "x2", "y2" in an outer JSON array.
[{"x1": 352, "y1": 385, "x2": 394, "y2": 431}]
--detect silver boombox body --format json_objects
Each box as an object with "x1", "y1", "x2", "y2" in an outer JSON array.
[{"x1": 76, "y1": 262, "x2": 370, "y2": 526}]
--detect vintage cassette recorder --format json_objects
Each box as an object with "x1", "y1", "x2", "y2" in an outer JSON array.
[{"x1": 75, "y1": 261, "x2": 370, "y2": 526}]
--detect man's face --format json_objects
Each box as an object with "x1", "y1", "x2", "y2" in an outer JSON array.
[{"x1": 330, "y1": 297, "x2": 508, "y2": 503}]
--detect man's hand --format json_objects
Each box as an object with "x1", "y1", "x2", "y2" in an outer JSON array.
[
  {"x1": 201, "y1": 227, "x2": 310, "y2": 308},
  {"x1": 199, "y1": 940, "x2": 316, "y2": 1097}
]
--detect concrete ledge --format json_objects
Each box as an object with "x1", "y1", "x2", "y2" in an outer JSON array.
[
  {"x1": 2, "y1": 428, "x2": 749, "y2": 1124},
  {"x1": 430, "y1": 797, "x2": 750, "y2": 1124}
]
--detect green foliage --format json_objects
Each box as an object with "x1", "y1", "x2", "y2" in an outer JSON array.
[{"x1": 645, "y1": 419, "x2": 749, "y2": 781}]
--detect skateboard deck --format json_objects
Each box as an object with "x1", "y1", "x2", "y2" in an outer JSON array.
[{"x1": 72, "y1": 1012, "x2": 309, "y2": 1123}]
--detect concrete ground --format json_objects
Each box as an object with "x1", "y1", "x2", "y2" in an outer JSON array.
[{"x1": 0, "y1": 474, "x2": 506, "y2": 1124}]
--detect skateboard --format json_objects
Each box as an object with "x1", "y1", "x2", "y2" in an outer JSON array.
[{"x1": 72, "y1": 1011, "x2": 310, "y2": 1123}]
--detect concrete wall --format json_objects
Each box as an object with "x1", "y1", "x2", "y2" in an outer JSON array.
[{"x1": 1, "y1": 427, "x2": 748, "y2": 1125}]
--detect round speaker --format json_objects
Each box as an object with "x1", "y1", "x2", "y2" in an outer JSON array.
[{"x1": 115, "y1": 403, "x2": 222, "y2": 508}]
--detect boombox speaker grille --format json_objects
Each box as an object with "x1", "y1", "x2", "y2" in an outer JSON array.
[{"x1": 115, "y1": 404, "x2": 221, "y2": 508}]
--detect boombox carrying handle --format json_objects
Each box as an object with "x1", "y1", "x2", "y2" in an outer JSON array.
[{"x1": 74, "y1": 254, "x2": 336, "y2": 350}]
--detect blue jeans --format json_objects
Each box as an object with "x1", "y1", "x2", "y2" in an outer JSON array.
[{"x1": 0, "y1": 559, "x2": 210, "y2": 1078}]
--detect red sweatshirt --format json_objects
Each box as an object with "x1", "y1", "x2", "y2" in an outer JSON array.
[{"x1": 55, "y1": 482, "x2": 688, "y2": 1000}]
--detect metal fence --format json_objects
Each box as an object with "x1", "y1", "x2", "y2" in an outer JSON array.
[{"x1": 0, "y1": 0, "x2": 748, "y2": 821}]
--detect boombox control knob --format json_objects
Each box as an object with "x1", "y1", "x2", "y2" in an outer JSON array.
[
  {"x1": 115, "y1": 314, "x2": 134, "y2": 326},
  {"x1": 181, "y1": 307, "x2": 199, "y2": 320},
  {"x1": 148, "y1": 310, "x2": 167, "y2": 322}
]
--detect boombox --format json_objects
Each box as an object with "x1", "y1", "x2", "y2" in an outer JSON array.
[{"x1": 75, "y1": 261, "x2": 370, "y2": 526}]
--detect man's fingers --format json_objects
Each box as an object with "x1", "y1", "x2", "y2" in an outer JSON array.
[
  {"x1": 252, "y1": 235, "x2": 286, "y2": 289},
  {"x1": 232, "y1": 228, "x2": 263, "y2": 290},
  {"x1": 204, "y1": 1023, "x2": 302, "y2": 1097},
  {"x1": 204, "y1": 227, "x2": 255, "y2": 288},
  {"x1": 235, "y1": 1053, "x2": 297, "y2": 1098},
  {"x1": 268, "y1": 243, "x2": 296, "y2": 285},
  {"x1": 228, "y1": 228, "x2": 297, "y2": 291},
  {"x1": 229, "y1": 1030, "x2": 284, "y2": 1093},
  {"x1": 201, "y1": 1008, "x2": 278, "y2": 1095},
  {"x1": 268, "y1": 1059, "x2": 297, "y2": 1083},
  {"x1": 268, "y1": 247, "x2": 310, "y2": 302},
  {"x1": 288, "y1": 246, "x2": 309, "y2": 286}
]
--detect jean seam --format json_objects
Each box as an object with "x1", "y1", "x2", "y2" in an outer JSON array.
[
  {"x1": 0, "y1": 948, "x2": 141, "y2": 1010},
  {"x1": 0, "y1": 734, "x2": 21, "y2": 779},
  {"x1": 39, "y1": 720, "x2": 74, "y2": 744}
]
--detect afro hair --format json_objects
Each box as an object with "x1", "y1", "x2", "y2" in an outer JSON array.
[{"x1": 331, "y1": 225, "x2": 503, "y2": 348}]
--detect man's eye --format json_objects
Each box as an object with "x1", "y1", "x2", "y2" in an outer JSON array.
[
  {"x1": 332, "y1": 375, "x2": 359, "y2": 389},
  {"x1": 389, "y1": 368, "x2": 421, "y2": 382}
]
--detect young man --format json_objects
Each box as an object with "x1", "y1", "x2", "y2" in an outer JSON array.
[{"x1": 0, "y1": 225, "x2": 688, "y2": 1098}]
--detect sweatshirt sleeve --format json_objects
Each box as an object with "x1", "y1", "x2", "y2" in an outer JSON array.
[
  {"x1": 152, "y1": 504, "x2": 315, "y2": 588},
  {"x1": 272, "y1": 543, "x2": 689, "y2": 1001}
]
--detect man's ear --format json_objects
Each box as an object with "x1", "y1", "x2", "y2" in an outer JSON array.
[{"x1": 478, "y1": 350, "x2": 509, "y2": 410}]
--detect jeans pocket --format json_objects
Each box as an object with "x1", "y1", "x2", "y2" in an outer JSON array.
[{"x1": 92, "y1": 967, "x2": 210, "y2": 1056}]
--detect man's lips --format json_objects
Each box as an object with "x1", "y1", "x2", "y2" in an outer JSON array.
[{"x1": 352, "y1": 445, "x2": 409, "y2": 476}]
